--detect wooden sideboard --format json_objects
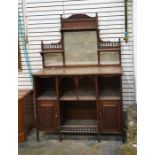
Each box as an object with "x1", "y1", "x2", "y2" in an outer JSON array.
[
  {"x1": 18, "y1": 89, "x2": 35, "y2": 142},
  {"x1": 33, "y1": 67, "x2": 123, "y2": 141},
  {"x1": 33, "y1": 14, "x2": 124, "y2": 142}
]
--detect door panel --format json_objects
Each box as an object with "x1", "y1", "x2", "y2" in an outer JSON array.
[
  {"x1": 38, "y1": 100, "x2": 59, "y2": 132},
  {"x1": 99, "y1": 100, "x2": 121, "y2": 132}
]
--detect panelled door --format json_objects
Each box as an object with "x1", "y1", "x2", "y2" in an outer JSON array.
[
  {"x1": 38, "y1": 100, "x2": 59, "y2": 132},
  {"x1": 99, "y1": 100, "x2": 122, "y2": 132}
]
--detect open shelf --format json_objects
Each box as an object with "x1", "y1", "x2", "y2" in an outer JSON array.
[
  {"x1": 60, "y1": 101, "x2": 97, "y2": 128},
  {"x1": 78, "y1": 76, "x2": 96, "y2": 100},
  {"x1": 61, "y1": 119, "x2": 97, "y2": 127},
  {"x1": 36, "y1": 77, "x2": 57, "y2": 100},
  {"x1": 99, "y1": 90, "x2": 121, "y2": 100},
  {"x1": 78, "y1": 90, "x2": 96, "y2": 100},
  {"x1": 59, "y1": 91, "x2": 77, "y2": 100},
  {"x1": 60, "y1": 101, "x2": 97, "y2": 133},
  {"x1": 61, "y1": 119, "x2": 97, "y2": 134},
  {"x1": 60, "y1": 77, "x2": 77, "y2": 100},
  {"x1": 98, "y1": 76, "x2": 121, "y2": 100},
  {"x1": 37, "y1": 90, "x2": 57, "y2": 100}
]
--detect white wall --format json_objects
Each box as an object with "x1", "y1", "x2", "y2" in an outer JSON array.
[{"x1": 18, "y1": 0, "x2": 135, "y2": 109}]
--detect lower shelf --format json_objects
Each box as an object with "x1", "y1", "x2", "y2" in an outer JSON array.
[{"x1": 61, "y1": 119, "x2": 98, "y2": 133}]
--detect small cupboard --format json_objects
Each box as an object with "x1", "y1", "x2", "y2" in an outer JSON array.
[
  {"x1": 98, "y1": 100, "x2": 122, "y2": 132},
  {"x1": 37, "y1": 100, "x2": 59, "y2": 132}
]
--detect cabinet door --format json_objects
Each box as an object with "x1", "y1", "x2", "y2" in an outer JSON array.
[
  {"x1": 99, "y1": 100, "x2": 122, "y2": 132},
  {"x1": 38, "y1": 100, "x2": 59, "y2": 132}
]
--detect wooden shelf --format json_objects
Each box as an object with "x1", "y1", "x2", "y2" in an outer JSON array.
[
  {"x1": 78, "y1": 90, "x2": 96, "y2": 100},
  {"x1": 37, "y1": 90, "x2": 57, "y2": 100},
  {"x1": 60, "y1": 91, "x2": 77, "y2": 100},
  {"x1": 60, "y1": 91, "x2": 96, "y2": 100},
  {"x1": 99, "y1": 90, "x2": 121, "y2": 100},
  {"x1": 62, "y1": 119, "x2": 97, "y2": 127},
  {"x1": 61, "y1": 120, "x2": 97, "y2": 133},
  {"x1": 99, "y1": 95, "x2": 121, "y2": 100}
]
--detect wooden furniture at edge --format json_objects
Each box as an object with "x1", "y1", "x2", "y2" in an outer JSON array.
[
  {"x1": 18, "y1": 89, "x2": 35, "y2": 142},
  {"x1": 33, "y1": 14, "x2": 123, "y2": 142}
]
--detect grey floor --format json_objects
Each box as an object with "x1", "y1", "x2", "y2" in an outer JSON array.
[{"x1": 19, "y1": 129, "x2": 122, "y2": 155}]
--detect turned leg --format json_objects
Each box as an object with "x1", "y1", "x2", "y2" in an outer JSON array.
[
  {"x1": 59, "y1": 132, "x2": 62, "y2": 142},
  {"x1": 96, "y1": 133, "x2": 101, "y2": 143},
  {"x1": 122, "y1": 130, "x2": 127, "y2": 143},
  {"x1": 36, "y1": 130, "x2": 40, "y2": 141}
]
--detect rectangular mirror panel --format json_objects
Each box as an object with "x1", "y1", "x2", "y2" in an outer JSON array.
[
  {"x1": 44, "y1": 53, "x2": 63, "y2": 66},
  {"x1": 100, "y1": 51, "x2": 119, "y2": 65},
  {"x1": 64, "y1": 31, "x2": 98, "y2": 65}
]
